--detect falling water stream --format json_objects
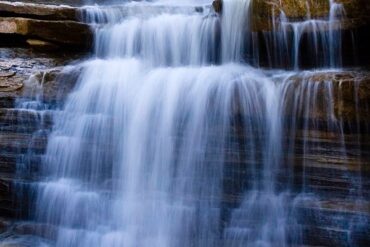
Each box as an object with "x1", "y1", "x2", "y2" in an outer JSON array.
[{"x1": 5, "y1": 0, "x2": 368, "y2": 246}]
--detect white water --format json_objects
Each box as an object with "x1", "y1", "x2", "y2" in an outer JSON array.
[{"x1": 8, "y1": 0, "x2": 364, "y2": 247}]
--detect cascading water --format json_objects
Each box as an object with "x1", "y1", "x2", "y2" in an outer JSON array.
[
  {"x1": 261, "y1": 0, "x2": 347, "y2": 69},
  {"x1": 8, "y1": 0, "x2": 368, "y2": 247},
  {"x1": 221, "y1": 0, "x2": 251, "y2": 62}
]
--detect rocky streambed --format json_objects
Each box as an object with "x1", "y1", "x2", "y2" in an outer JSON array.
[{"x1": 0, "y1": 1, "x2": 369, "y2": 246}]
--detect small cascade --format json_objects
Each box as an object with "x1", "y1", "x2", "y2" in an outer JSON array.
[
  {"x1": 221, "y1": 0, "x2": 252, "y2": 62},
  {"x1": 262, "y1": 0, "x2": 347, "y2": 69},
  {"x1": 93, "y1": 13, "x2": 219, "y2": 65}
]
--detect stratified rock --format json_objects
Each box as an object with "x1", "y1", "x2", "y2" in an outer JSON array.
[
  {"x1": 250, "y1": 0, "x2": 370, "y2": 31},
  {"x1": 283, "y1": 71, "x2": 370, "y2": 123},
  {"x1": 0, "y1": 17, "x2": 92, "y2": 48},
  {"x1": 0, "y1": 77, "x2": 23, "y2": 92},
  {"x1": 0, "y1": 1, "x2": 80, "y2": 21},
  {"x1": 27, "y1": 66, "x2": 81, "y2": 102},
  {"x1": 0, "y1": 48, "x2": 83, "y2": 232},
  {"x1": 0, "y1": 70, "x2": 15, "y2": 77},
  {"x1": 0, "y1": 48, "x2": 83, "y2": 107}
]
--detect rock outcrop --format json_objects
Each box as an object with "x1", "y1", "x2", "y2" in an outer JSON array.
[
  {"x1": 0, "y1": 17, "x2": 92, "y2": 48},
  {"x1": 0, "y1": 1, "x2": 80, "y2": 21},
  {"x1": 213, "y1": 0, "x2": 370, "y2": 30},
  {"x1": 251, "y1": 0, "x2": 370, "y2": 30},
  {"x1": 0, "y1": 1, "x2": 92, "y2": 49},
  {"x1": 282, "y1": 71, "x2": 370, "y2": 123},
  {"x1": 0, "y1": 48, "x2": 81, "y2": 223}
]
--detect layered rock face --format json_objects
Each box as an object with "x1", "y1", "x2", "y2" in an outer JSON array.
[
  {"x1": 0, "y1": 3, "x2": 90, "y2": 231},
  {"x1": 251, "y1": 0, "x2": 370, "y2": 29},
  {"x1": 0, "y1": 48, "x2": 81, "y2": 241},
  {"x1": 0, "y1": 1, "x2": 92, "y2": 49}
]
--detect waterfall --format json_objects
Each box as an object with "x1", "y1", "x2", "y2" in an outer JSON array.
[
  {"x1": 261, "y1": 0, "x2": 347, "y2": 69},
  {"x1": 221, "y1": 0, "x2": 251, "y2": 62},
  {"x1": 8, "y1": 0, "x2": 367, "y2": 247}
]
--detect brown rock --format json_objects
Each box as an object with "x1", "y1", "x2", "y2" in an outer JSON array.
[
  {"x1": 251, "y1": 0, "x2": 370, "y2": 31},
  {"x1": 212, "y1": 0, "x2": 222, "y2": 13},
  {"x1": 0, "y1": 218, "x2": 10, "y2": 233},
  {"x1": 0, "y1": 70, "x2": 15, "y2": 77},
  {"x1": 0, "y1": 77, "x2": 23, "y2": 92},
  {"x1": 0, "y1": 1, "x2": 80, "y2": 21},
  {"x1": 26, "y1": 39, "x2": 59, "y2": 51},
  {"x1": 0, "y1": 17, "x2": 92, "y2": 48},
  {"x1": 283, "y1": 71, "x2": 370, "y2": 122}
]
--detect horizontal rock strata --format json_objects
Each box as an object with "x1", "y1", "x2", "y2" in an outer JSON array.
[
  {"x1": 0, "y1": 1, "x2": 92, "y2": 49},
  {"x1": 0, "y1": 17, "x2": 92, "y2": 48},
  {"x1": 214, "y1": 0, "x2": 370, "y2": 30},
  {"x1": 0, "y1": 1, "x2": 80, "y2": 21},
  {"x1": 0, "y1": 48, "x2": 81, "y2": 223}
]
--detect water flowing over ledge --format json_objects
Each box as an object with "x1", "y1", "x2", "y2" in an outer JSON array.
[{"x1": 0, "y1": 1, "x2": 369, "y2": 247}]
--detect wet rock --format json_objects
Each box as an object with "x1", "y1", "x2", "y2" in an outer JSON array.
[
  {"x1": 0, "y1": 1, "x2": 80, "y2": 21},
  {"x1": 6, "y1": 0, "x2": 87, "y2": 6},
  {"x1": 26, "y1": 39, "x2": 59, "y2": 51},
  {"x1": 282, "y1": 71, "x2": 370, "y2": 123},
  {"x1": 251, "y1": 0, "x2": 370, "y2": 31},
  {"x1": 0, "y1": 70, "x2": 15, "y2": 78},
  {"x1": 0, "y1": 217, "x2": 11, "y2": 233},
  {"x1": 0, "y1": 48, "x2": 84, "y2": 228},
  {"x1": 27, "y1": 66, "x2": 81, "y2": 102},
  {"x1": 14, "y1": 223, "x2": 57, "y2": 240},
  {"x1": 212, "y1": 0, "x2": 222, "y2": 13},
  {"x1": 0, "y1": 17, "x2": 92, "y2": 48},
  {"x1": 0, "y1": 78, "x2": 23, "y2": 92},
  {"x1": 231, "y1": 70, "x2": 370, "y2": 127},
  {"x1": 0, "y1": 48, "x2": 84, "y2": 108}
]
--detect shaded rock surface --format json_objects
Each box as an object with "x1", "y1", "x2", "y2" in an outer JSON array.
[
  {"x1": 282, "y1": 71, "x2": 370, "y2": 122},
  {"x1": 0, "y1": 1, "x2": 80, "y2": 21},
  {"x1": 0, "y1": 17, "x2": 92, "y2": 48},
  {"x1": 0, "y1": 48, "x2": 83, "y2": 230},
  {"x1": 6, "y1": 0, "x2": 108, "y2": 7},
  {"x1": 0, "y1": 1, "x2": 93, "y2": 49}
]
